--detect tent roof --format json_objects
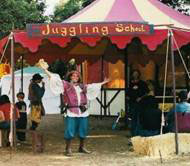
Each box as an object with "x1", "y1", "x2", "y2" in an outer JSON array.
[
  {"x1": 0, "y1": 0, "x2": 190, "y2": 64},
  {"x1": 0, "y1": 29, "x2": 190, "y2": 65},
  {"x1": 65, "y1": 0, "x2": 190, "y2": 29}
]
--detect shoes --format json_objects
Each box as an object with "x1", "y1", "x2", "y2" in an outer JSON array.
[
  {"x1": 65, "y1": 149, "x2": 72, "y2": 157},
  {"x1": 78, "y1": 147, "x2": 91, "y2": 154}
]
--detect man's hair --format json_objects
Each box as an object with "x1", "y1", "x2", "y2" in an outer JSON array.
[
  {"x1": 17, "y1": 92, "x2": 25, "y2": 99},
  {"x1": 178, "y1": 90, "x2": 187, "y2": 102},
  {"x1": 131, "y1": 69, "x2": 141, "y2": 80},
  {"x1": 0, "y1": 95, "x2": 10, "y2": 105},
  {"x1": 66, "y1": 70, "x2": 82, "y2": 83}
]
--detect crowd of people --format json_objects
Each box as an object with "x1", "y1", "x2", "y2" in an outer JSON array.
[
  {"x1": 126, "y1": 69, "x2": 190, "y2": 137},
  {"x1": 0, "y1": 60, "x2": 190, "y2": 156}
]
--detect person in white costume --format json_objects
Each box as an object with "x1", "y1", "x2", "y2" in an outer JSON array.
[{"x1": 38, "y1": 59, "x2": 109, "y2": 156}]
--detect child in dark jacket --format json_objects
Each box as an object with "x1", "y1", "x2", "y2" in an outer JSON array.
[{"x1": 16, "y1": 92, "x2": 27, "y2": 141}]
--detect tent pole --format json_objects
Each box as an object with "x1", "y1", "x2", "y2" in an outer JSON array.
[
  {"x1": 21, "y1": 54, "x2": 24, "y2": 92},
  {"x1": 100, "y1": 55, "x2": 104, "y2": 119},
  {"x1": 10, "y1": 32, "x2": 16, "y2": 148},
  {"x1": 170, "y1": 29, "x2": 179, "y2": 155},
  {"x1": 125, "y1": 49, "x2": 130, "y2": 127},
  {"x1": 185, "y1": 55, "x2": 190, "y2": 91}
]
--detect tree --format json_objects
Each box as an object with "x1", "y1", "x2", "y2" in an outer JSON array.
[
  {"x1": 51, "y1": 0, "x2": 94, "y2": 22},
  {"x1": 0, "y1": 0, "x2": 48, "y2": 39},
  {"x1": 82, "y1": 0, "x2": 95, "y2": 7},
  {"x1": 48, "y1": 59, "x2": 68, "y2": 79},
  {"x1": 160, "y1": 0, "x2": 190, "y2": 15}
]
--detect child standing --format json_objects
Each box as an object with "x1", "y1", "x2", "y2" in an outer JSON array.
[{"x1": 16, "y1": 92, "x2": 27, "y2": 141}]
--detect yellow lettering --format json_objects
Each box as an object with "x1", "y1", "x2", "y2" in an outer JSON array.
[
  {"x1": 130, "y1": 25, "x2": 135, "y2": 32},
  {"x1": 125, "y1": 26, "x2": 130, "y2": 32},
  {"x1": 69, "y1": 27, "x2": 76, "y2": 36},
  {"x1": 85, "y1": 27, "x2": 89, "y2": 33},
  {"x1": 52, "y1": 27, "x2": 59, "y2": 34},
  {"x1": 60, "y1": 27, "x2": 67, "y2": 36},
  {"x1": 79, "y1": 24, "x2": 82, "y2": 33},
  {"x1": 101, "y1": 26, "x2": 109, "y2": 36},
  {"x1": 42, "y1": 24, "x2": 50, "y2": 35},
  {"x1": 135, "y1": 27, "x2": 139, "y2": 32},
  {"x1": 115, "y1": 24, "x2": 124, "y2": 32},
  {"x1": 141, "y1": 25, "x2": 146, "y2": 32},
  {"x1": 92, "y1": 26, "x2": 99, "y2": 33}
]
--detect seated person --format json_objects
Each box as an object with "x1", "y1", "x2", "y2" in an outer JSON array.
[
  {"x1": 0, "y1": 95, "x2": 20, "y2": 123},
  {"x1": 167, "y1": 90, "x2": 190, "y2": 132},
  {"x1": 0, "y1": 110, "x2": 9, "y2": 129},
  {"x1": 138, "y1": 95, "x2": 162, "y2": 136},
  {"x1": 0, "y1": 95, "x2": 19, "y2": 145},
  {"x1": 146, "y1": 80, "x2": 155, "y2": 96}
]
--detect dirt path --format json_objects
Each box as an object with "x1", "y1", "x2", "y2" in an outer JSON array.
[{"x1": 0, "y1": 115, "x2": 190, "y2": 166}]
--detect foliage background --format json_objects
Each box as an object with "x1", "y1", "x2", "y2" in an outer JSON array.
[{"x1": 0, "y1": 0, "x2": 48, "y2": 39}]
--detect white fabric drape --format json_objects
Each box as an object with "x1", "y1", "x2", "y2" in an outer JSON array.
[{"x1": 49, "y1": 73, "x2": 103, "y2": 117}]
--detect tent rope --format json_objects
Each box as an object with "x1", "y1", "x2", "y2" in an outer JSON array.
[
  {"x1": 160, "y1": 29, "x2": 170, "y2": 135},
  {"x1": 171, "y1": 27, "x2": 190, "y2": 33},
  {"x1": 0, "y1": 34, "x2": 12, "y2": 64},
  {"x1": 172, "y1": 35, "x2": 190, "y2": 80}
]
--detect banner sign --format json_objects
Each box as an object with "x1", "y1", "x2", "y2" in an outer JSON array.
[{"x1": 26, "y1": 22, "x2": 154, "y2": 38}]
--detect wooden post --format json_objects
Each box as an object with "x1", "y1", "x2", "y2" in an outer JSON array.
[
  {"x1": 185, "y1": 55, "x2": 190, "y2": 91},
  {"x1": 100, "y1": 55, "x2": 104, "y2": 118},
  {"x1": 10, "y1": 32, "x2": 16, "y2": 147},
  {"x1": 125, "y1": 49, "x2": 130, "y2": 127},
  {"x1": 170, "y1": 29, "x2": 179, "y2": 154},
  {"x1": 20, "y1": 54, "x2": 24, "y2": 92}
]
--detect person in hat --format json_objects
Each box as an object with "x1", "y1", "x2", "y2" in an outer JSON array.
[
  {"x1": 38, "y1": 59, "x2": 109, "y2": 156},
  {"x1": 28, "y1": 73, "x2": 45, "y2": 130}
]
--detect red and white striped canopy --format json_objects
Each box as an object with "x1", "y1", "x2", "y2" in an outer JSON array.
[
  {"x1": 1, "y1": 0, "x2": 190, "y2": 64},
  {"x1": 65, "y1": 0, "x2": 190, "y2": 29}
]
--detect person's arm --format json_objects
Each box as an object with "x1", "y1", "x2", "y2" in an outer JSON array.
[
  {"x1": 37, "y1": 58, "x2": 53, "y2": 78},
  {"x1": 0, "y1": 110, "x2": 5, "y2": 122},
  {"x1": 37, "y1": 59, "x2": 64, "y2": 95},
  {"x1": 43, "y1": 68, "x2": 53, "y2": 79},
  {"x1": 86, "y1": 78, "x2": 110, "y2": 101},
  {"x1": 136, "y1": 94, "x2": 147, "y2": 102},
  {"x1": 101, "y1": 78, "x2": 110, "y2": 86},
  {"x1": 15, "y1": 107, "x2": 20, "y2": 120},
  {"x1": 34, "y1": 84, "x2": 45, "y2": 99},
  {"x1": 136, "y1": 81, "x2": 149, "y2": 102},
  {"x1": 9, "y1": 104, "x2": 20, "y2": 120}
]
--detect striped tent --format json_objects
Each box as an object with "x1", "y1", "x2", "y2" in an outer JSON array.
[
  {"x1": 65, "y1": 0, "x2": 190, "y2": 30},
  {"x1": 0, "y1": 0, "x2": 190, "y2": 64},
  {"x1": 62, "y1": 0, "x2": 190, "y2": 57}
]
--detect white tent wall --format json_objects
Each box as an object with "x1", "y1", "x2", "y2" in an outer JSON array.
[
  {"x1": 0, "y1": 73, "x2": 60, "y2": 114},
  {"x1": 0, "y1": 72, "x2": 124, "y2": 115},
  {"x1": 88, "y1": 91, "x2": 125, "y2": 116}
]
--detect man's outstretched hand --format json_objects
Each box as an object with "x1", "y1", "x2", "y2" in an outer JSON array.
[
  {"x1": 102, "y1": 78, "x2": 110, "y2": 85},
  {"x1": 36, "y1": 59, "x2": 49, "y2": 70}
]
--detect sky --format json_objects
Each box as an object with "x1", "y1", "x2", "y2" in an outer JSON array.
[{"x1": 44, "y1": 0, "x2": 61, "y2": 16}]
